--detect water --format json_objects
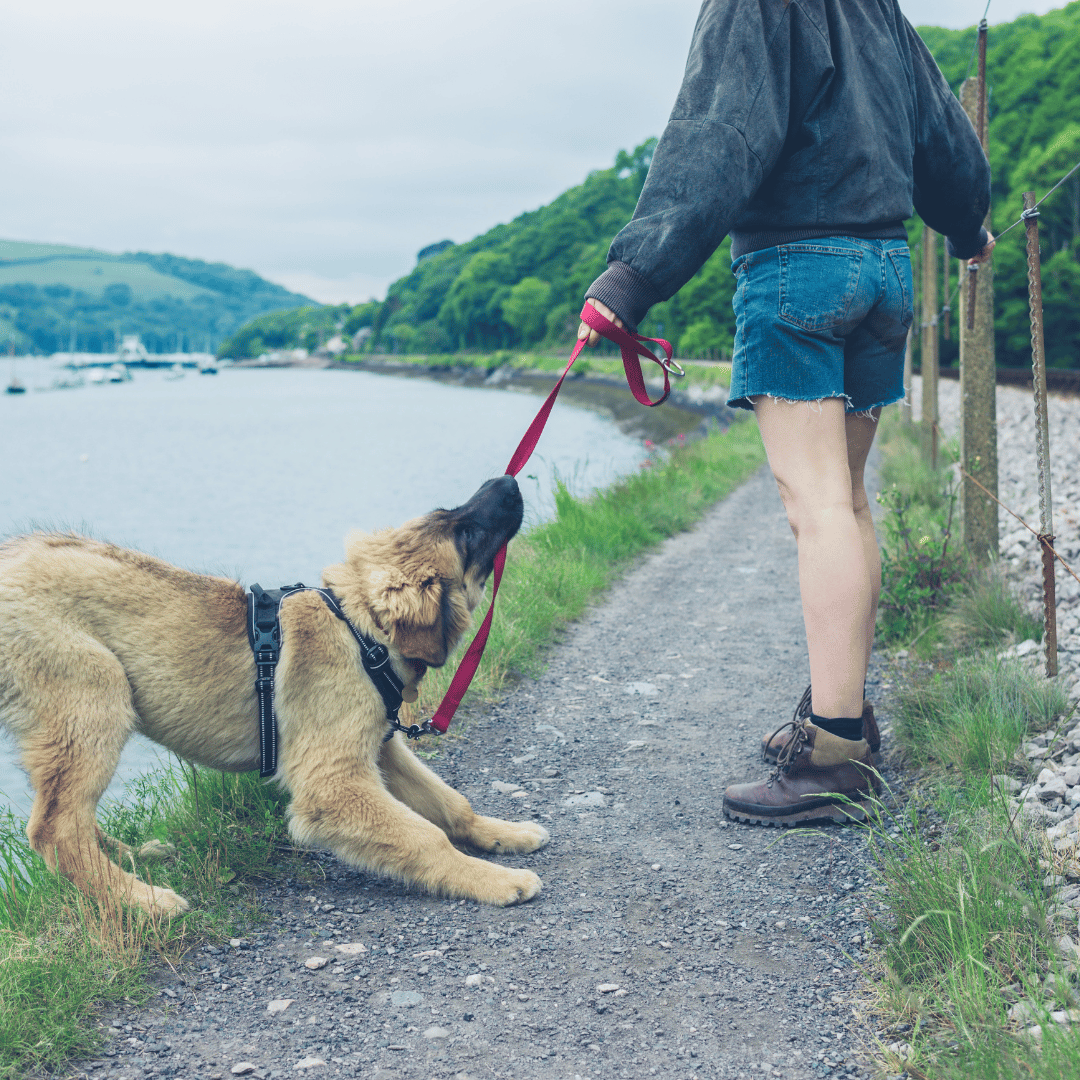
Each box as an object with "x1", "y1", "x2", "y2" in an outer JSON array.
[{"x1": 0, "y1": 364, "x2": 646, "y2": 816}]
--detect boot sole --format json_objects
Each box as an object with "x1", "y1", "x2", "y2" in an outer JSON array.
[{"x1": 722, "y1": 797, "x2": 871, "y2": 827}]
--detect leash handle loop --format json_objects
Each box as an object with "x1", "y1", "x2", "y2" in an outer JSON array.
[{"x1": 430, "y1": 306, "x2": 674, "y2": 734}]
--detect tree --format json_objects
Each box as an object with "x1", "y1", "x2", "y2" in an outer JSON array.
[{"x1": 501, "y1": 277, "x2": 552, "y2": 344}]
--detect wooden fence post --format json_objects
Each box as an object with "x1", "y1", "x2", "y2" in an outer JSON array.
[
  {"x1": 958, "y1": 68, "x2": 999, "y2": 563},
  {"x1": 920, "y1": 226, "x2": 939, "y2": 465}
]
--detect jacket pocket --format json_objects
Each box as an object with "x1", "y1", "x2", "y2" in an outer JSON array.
[{"x1": 779, "y1": 246, "x2": 863, "y2": 332}]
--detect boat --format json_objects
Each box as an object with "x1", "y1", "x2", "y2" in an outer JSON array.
[
  {"x1": 198, "y1": 359, "x2": 219, "y2": 375},
  {"x1": 85, "y1": 367, "x2": 108, "y2": 384},
  {"x1": 163, "y1": 363, "x2": 185, "y2": 381},
  {"x1": 6, "y1": 347, "x2": 26, "y2": 393},
  {"x1": 116, "y1": 335, "x2": 150, "y2": 366},
  {"x1": 107, "y1": 363, "x2": 132, "y2": 383}
]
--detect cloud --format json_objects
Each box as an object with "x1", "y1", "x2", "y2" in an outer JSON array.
[{"x1": 0, "y1": 0, "x2": 1065, "y2": 303}]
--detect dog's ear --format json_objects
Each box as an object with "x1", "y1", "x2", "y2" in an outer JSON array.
[{"x1": 369, "y1": 565, "x2": 450, "y2": 667}]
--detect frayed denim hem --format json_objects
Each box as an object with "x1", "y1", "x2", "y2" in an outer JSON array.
[{"x1": 847, "y1": 390, "x2": 907, "y2": 418}]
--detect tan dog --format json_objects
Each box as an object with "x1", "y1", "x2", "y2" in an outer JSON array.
[{"x1": 0, "y1": 476, "x2": 548, "y2": 915}]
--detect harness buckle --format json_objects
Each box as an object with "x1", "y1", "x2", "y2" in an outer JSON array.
[
  {"x1": 254, "y1": 676, "x2": 275, "y2": 693},
  {"x1": 365, "y1": 642, "x2": 390, "y2": 669}
]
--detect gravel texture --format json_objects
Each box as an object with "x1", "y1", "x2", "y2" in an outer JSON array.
[{"x1": 74, "y1": 464, "x2": 900, "y2": 1080}]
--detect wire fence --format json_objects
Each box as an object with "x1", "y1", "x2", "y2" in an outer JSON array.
[{"x1": 910, "y1": 6, "x2": 1079, "y2": 680}]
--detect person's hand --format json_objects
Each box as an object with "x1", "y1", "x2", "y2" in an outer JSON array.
[
  {"x1": 577, "y1": 298, "x2": 623, "y2": 348},
  {"x1": 968, "y1": 231, "x2": 995, "y2": 265}
]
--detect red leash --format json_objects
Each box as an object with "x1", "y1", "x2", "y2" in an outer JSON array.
[{"x1": 426, "y1": 303, "x2": 680, "y2": 734}]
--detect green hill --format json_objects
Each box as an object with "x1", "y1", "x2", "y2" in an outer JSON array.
[
  {"x1": 0, "y1": 240, "x2": 312, "y2": 354},
  {"x1": 221, "y1": 2, "x2": 1080, "y2": 368}
]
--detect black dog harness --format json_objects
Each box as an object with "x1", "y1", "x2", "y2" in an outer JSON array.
[{"x1": 247, "y1": 583, "x2": 427, "y2": 778}]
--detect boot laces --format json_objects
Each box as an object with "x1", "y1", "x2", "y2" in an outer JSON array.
[{"x1": 763, "y1": 718, "x2": 811, "y2": 786}]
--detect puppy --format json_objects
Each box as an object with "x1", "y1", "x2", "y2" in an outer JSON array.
[{"x1": 0, "y1": 476, "x2": 548, "y2": 914}]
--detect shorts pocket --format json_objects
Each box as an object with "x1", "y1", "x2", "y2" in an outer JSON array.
[
  {"x1": 886, "y1": 247, "x2": 914, "y2": 328},
  {"x1": 779, "y1": 246, "x2": 862, "y2": 332}
]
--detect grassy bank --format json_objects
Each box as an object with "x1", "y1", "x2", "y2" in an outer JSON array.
[
  {"x1": 0, "y1": 416, "x2": 765, "y2": 1076},
  {"x1": 338, "y1": 348, "x2": 733, "y2": 392},
  {"x1": 866, "y1": 410, "x2": 1079, "y2": 1078}
]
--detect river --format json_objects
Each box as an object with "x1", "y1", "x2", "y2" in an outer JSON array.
[{"x1": 0, "y1": 363, "x2": 647, "y2": 817}]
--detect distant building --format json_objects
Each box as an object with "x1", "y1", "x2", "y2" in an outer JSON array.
[{"x1": 116, "y1": 335, "x2": 149, "y2": 363}]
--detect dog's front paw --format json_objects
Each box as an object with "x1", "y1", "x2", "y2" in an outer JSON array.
[
  {"x1": 468, "y1": 816, "x2": 550, "y2": 854},
  {"x1": 481, "y1": 867, "x2": 542, "y2": 907},
  {"x1": 149, "y1": 886, "x2": 190, "y2": 916}
]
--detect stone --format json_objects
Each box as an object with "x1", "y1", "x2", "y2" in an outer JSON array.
[
  {"x1": 1038, "y1": 767, "x2": 1060, "y2": 786},
  {"x1": 304, "y1": 957, "x2": 329, "y2": 970},
  {"x1": 993, "y1": 775, "x2": 1022, "y2": 794},
  {"x1": 1016, "y1": 639, "x2": 1040, "y2": 656},
  {"x1": 267, "y1": 999, "x2": 293, "y2": 1014},
  {"x1": 491, "y1": 781, "x2": 522, "y2": 794},
  {"x1": 1041, "y1": 776, "x2": 1068, "y2": 800},
  {"x1": 390, "y1": 990, "x2": 423, "y2": 1007},
  {"x1": 623, "y1": 682, "x2": 657, "y2": 695},
  {"x1": 422, "y1": 1026, "x2": 450, "y2": 1039},
  {"x1": 231, "y1": 1065, "x2": 257, "y2": 1076},
  {"x1": 334, "y1": 942, "x2": 367, "y2": 955},
  {"x1": 596, "y1": 983, "x2": 620, "y2": 993},
  {"x1": 563, "y1": 791, "x2": 606, "y2": 808},
  {"x1": 1065, "y1": 766, "x2": 1080, "y2": 787},
  {"x1": 294, "y1": 1058, "x2": 326, "y2": 1070}
]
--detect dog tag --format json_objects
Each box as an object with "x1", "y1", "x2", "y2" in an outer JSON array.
[{"x1": 401, "y1": 687, "x2": 419, "y2": 703}]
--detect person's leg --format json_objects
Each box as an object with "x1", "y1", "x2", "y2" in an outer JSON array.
[
  {"x1": 753, "y1": 395, "x2": 868, "y2": 720},
  {"x1": 845, "y1": 408, "x2": 882, "y2": 679}
]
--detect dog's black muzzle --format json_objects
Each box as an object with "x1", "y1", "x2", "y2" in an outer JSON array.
[{"x1": 451, "y1": 476, "x2": 524, "y2": 580}]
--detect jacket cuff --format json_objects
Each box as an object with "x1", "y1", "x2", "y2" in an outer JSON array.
[
  {"x1": 946, "y1": 226, "x2": 989, "y2": 262},
  {"x1": 585, "y1": 261, "x2": 664, "y2": 333}
]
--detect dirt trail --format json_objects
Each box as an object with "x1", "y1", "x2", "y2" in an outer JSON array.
[{"x1": 86, "y1": 464, "x2": 890, "y2": 1080}]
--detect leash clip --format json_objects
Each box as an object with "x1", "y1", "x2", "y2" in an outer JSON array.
[{"x1": 661, "y1": 356, "x2": 686, "y2": 378}]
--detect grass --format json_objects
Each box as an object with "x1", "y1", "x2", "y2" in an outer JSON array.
[
  {"x1": 865, "y1": 408, "x2": 1080, "y2": 1078},
  {"x1": 0, "y1": 415, "x2": 766, "y2": 1074},
  {"x1": 340, "y1": 347, "x2": 733, "y2": 390},
  {"x1": 0, "y1": 762, "x2": 302, "y2": 1075},
  {"x1": 414, "y1": 415, "x2": 764, "y2": 714}
]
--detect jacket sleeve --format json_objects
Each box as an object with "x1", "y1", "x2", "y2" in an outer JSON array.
[
  {"x1": 586, "y1": 0, "x2": 793, "y2": 330},
  {"x1": 906, "y1": 22, "x2": 990, "y2": 260}
]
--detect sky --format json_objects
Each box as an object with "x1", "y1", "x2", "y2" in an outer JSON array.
[{"x1": 0, "y1": 0, "x2": 1067, "y2": 304}]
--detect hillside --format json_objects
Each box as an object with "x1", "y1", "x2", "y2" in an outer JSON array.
[
  {"x1": 0, "y1": 240, "x2": 312, "y2": 354},
  {"x1": 220, "y1": 3, "x2": 1080, "y2": 368}
]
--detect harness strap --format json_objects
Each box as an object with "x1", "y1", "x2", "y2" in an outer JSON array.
[
  {"x1": 247, "y1": 584, "x2": 406, "y2": 777},
  {"x1": 428, "y1": 303, "x2": 676, "y2": 734}
]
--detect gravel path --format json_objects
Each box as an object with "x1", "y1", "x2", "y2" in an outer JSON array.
[{"x1": 79, "y1": 465, "x2": 896, "y2": 1080}]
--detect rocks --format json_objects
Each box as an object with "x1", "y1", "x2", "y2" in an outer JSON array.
[
  {"x1": 491, "y1": 781, "x2": 521, "y2": 794},
  {"x1": 333, "y1": 942, "x2": 367, "y2": 955},
  {"x1": 304, "y1": 956, "x2": 329, "y2": 970},
  {"x1": 422, "y1": 1026, "x2": 450, "y2": 1040},
  {"x1": 230, "y1": 1064, "x2": 257, "y2": 1075},
  {"x1": 266, "y1": 999, "x2": 293, "y2": 1014},
  {"x1": 562, "y1": 791, "x2": 607, "y2": 808},
  {"x1": 390, "y1": 990, "x2": 423, "y2": 1007},
  {"x1": 294, "y1": 1057, "x2": 327, "y2": 1069}
]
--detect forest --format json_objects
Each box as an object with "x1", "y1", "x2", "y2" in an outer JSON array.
[{"x1": 219, "y1": 3, "x2": 1080, "y2": 368}]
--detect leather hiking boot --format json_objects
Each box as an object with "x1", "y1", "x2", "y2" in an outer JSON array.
[
  {"x1": 760, "y1": 685, "x2": 880, "y2": 763},
  {"x1": 726, "y1": 720, "x2": 878, "y2": 826}
]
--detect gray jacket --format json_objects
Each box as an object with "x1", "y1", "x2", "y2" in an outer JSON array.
[{"x1": 587, "y1": 0, "x2": 991, "y2": 330}]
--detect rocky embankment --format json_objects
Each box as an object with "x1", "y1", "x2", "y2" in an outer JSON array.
[{"x1": 921, "y1": 377, "x2": 1080, "y2": 1031}]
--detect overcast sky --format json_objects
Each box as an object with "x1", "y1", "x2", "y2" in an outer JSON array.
[{"x1": 0, "y1": 0, "x2": 1065, "y2": 303}]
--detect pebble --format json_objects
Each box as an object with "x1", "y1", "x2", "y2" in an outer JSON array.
[
  {"x1": 563, "y1": 791, "x2": 606, "y2": 808},
  {"x1": 390, "y1": 990, "x2": 423, "y2": 1007},
  {"x1": 304, "y1": 956, "x2": 329, "y2": 970},
  {"x1": 266, "y1": 999, "x2": 293, "y2": 1014},
  {"x1": 422, "y1": 1026, "x2": 450, "y2": 1039},
  {"x1": 596, "y1": 983, "x2": 621, "y2": 993},
  {"x1": 491, "y1": 781, "x2": 521, "y2": 794},
  {"x1": 231, "y1": 1064, "x2": 257, "y2": 1075},
  {"x1": 295, "y1": 1058, "x2": 327, "y2": 1069},
  {"x1": 333, "y1": 942, "x2": 367, "y2": 954}
]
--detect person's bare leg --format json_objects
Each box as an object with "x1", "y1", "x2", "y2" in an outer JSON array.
[
  {"x1": 753, "y1": 396, "x2": 870, "y2": 719},
  {"x1": 845, "y1": 409, "x2": 882, "y2": 677}
]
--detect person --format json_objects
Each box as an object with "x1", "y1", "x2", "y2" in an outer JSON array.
[{"x1": 576, "y1": 0, "x2": 994, "y2": 825}]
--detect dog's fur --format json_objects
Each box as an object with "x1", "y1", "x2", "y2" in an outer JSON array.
[{"x1": 0, "y1": 476, "x2": 548, "y2": 914}]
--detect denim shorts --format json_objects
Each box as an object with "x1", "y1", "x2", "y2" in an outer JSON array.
[{"x1": 727, "y1": 236, "x2": 913, "y2": 413}]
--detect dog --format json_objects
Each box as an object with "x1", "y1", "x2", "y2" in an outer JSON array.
[{"x1": 0, "y1": 476, "x2": 549, "y2": 914}]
